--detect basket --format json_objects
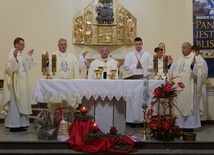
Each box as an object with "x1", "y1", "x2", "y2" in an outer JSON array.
[
  {"x1": 182, "y1": 132, "x2": 197, "y2": 141},
  {"x1": 37, "y1": 129, "x2": 57, "y2": 140}
]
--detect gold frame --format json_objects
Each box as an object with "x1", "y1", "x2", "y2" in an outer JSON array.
[{"x1": 72, "y1": 0, "x2": 137, "y2": 45}]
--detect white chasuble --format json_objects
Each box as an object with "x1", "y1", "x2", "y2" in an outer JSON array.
[
  {"x1": 88, "y1": 57, "x2": 119, "y2": 79},
  {"x1": 2, "y1": 48, "x2": 35, "y2": 116},
  {"x1": 172, "y1": 52, "x2": 205, "y2": 128},
  {"x1": 54, "y1": 51, "x2": 79, "y2": 79}
]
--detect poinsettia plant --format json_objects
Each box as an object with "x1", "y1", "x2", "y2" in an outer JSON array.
[{"x1": 146, "y1": 77, "x2": 185, "y2": 141}]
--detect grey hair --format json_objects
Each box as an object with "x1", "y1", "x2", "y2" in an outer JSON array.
[
  {"x1": 100, "y1": 46, "x2": 110, "y2": 52},
  {"x1": 58, "y1": 38, "x2": 67, "y2": 44}
]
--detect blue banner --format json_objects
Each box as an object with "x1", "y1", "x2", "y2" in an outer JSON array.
[{"x1": 193, "y1": 0, "x2": 214, "y2": 77}]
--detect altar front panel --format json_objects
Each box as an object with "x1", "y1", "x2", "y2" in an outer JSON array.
[
  {"x1": 32, "y1": 79, "x2": 164, "y2": 134},
  {"x1": 82, "y1": 97, "x2": 126, "y2": 134}
]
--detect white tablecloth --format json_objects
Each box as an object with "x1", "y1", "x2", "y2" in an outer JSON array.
[
  {"x1": 32, "y1": 79, "x2": 163, "y2": 134},
  {"x1": 32, "y1": 79, "x2": 151, "y2": 103}
]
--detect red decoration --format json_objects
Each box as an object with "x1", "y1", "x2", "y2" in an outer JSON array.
[
  {"x1": 110, "y1": 126, "x2": 116, "y2": 130},
  {"x1": 80, "y1": 106, "x2": 87, "y2": 115},
  {"x1": 92, "y1": 123, "x2": 98, "y2": 129},
  {"x1": 110, "y1": 126, "x2": 117, "y2": 135}
]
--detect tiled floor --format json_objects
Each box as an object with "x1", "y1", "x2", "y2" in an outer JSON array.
[
  {"x1": 0, "y1": 123, "x2": 214, "y2": 142},
  {"x1": 1, "y1": 123, "x2": 214, "y2": 154}
]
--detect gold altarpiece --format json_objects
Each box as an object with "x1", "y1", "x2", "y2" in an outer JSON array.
[{"x1": 72, "y1": 0, "x2": 136, "y2": 45}]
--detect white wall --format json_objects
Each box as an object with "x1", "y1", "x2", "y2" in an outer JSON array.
[{"x1": 0, "y1": 0, "x2": 195, "y2": 86}]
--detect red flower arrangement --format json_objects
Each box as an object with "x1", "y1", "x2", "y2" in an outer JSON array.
[{"x1": 146, "y1": 77, "x2": 185, "y2": 141}]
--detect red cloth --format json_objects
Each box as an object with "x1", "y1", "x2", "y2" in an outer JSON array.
[
  {"x1": 68, "y1": 120, "x2": 137, "y2": 154},
  {"x1": 68, "y1": 120, "x2": 93, "y2": 151},
  {"x1": 81, "y1": 137, "x2": 113, "y2": 153}
]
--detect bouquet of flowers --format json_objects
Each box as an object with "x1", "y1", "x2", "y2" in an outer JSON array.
[{"x1": 146, "y1": 77, "x2": 185, "y2": 141}]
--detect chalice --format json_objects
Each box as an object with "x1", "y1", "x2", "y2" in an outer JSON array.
[
  {"x1": 94, "y1": 70, "x2": 100, "y2": 79},
  {"x1": 110, "y1": 70, "x2": 117, "y2": 80}
]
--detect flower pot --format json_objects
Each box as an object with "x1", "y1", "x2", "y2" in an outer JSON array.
[{"x1": 182, "y1": 132, "x2": 196, "y2": 141}]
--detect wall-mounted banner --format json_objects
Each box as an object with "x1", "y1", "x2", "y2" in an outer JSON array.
[{"x1": 193, "y1": 0, "x2": 214, "y2": 77}]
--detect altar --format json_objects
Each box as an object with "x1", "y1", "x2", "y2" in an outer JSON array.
[{"x1": 32, "y1": 79, "x2": 163, "y2": 134}]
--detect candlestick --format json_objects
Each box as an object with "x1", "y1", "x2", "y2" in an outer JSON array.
[
  {"x1": 52, "y1": 53, "x2": 57, "y2": 75},
  {"x1": 163, "y1": 54, "x2": 168, "y2": 76},
  {"x1": 153, "y1": 53, "x2": 158, "y2": 76},
  {"x1": 142, "y1": 103, "x2": 147, "y2": 107},
  {"x1": 142, "y1": 104, "x2": 148, "y2": 140},
  {"x1": 42, "y1": 52, "x2": 46, "y2": 75}
]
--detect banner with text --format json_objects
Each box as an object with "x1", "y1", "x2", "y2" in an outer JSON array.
[{"x1": 193, "y1": 0, "x2": 214, "y2": 77}]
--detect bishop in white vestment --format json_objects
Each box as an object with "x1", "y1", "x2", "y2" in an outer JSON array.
[{"x1": 88, "y1": 47, "x2": 122, "y2": 79}]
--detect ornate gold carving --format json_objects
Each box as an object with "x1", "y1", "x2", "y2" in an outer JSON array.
[
  {"x1": 72, "y1": 0, "x2": 136, "y2": 45},
  {"x1": 73, "y1": 16, "x2": 84, "y2": 44},
  {"x1": 98, "y1": 26, "x2": 112, "y2": 43}
]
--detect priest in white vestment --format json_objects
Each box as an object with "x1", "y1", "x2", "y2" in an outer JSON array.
[
  {"x1": 192, "y1": 45, "x2": 209, "y2": 121},
  {"x1": 85, "y1": 46, "x2": 124, "y2": 133},
  {"x1": 168, "y1": 42, "x2": 206, "y2": 131},
  {"x1": 124, "y1": 37, "x2": 153, "y2": 124},
  {"x1": 44, "y1": 38, "x2": 88, "y2": 117},
  {"x1": 2, "y1": 37, "x2": 36, "y2": 132},
  {"x1": 88, "y1": 47, "x2": 122, "y2": 79}
]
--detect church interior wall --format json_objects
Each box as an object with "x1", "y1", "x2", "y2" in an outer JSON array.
[{"x1": 0, "y1": 0, "x2": 213, "y2": 119}]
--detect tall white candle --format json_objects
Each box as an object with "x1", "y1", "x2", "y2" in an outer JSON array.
[{"x1": 143, "y1": 59, "x2": 148, "y2": 77}]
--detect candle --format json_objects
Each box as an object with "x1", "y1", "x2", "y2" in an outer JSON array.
[
  {"x1": 153, "y1": 53, "x2": 158, "y2": 75},
  {"x1": 52, "y1": 53, "x2": 57, "y2": 75},
  {"x1": 110, "y1": 126, "x2": 117, "y2": 134},
  {"x1": 111, "y1": 126, "x2": 116, "y2": 130},
  {"x1": 143, "y1": 59, "x2": 148, "y2": 77},
  {"x1": 80, "y1": 106, "x2": 87, "y2": 115},
  {"x1": 92, "y1": 123, "x2": 98, "y2": 129}
]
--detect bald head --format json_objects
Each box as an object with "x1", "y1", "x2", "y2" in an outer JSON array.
[{"x1": 182, "y1": 42, "x2": 192, "y2": 56}]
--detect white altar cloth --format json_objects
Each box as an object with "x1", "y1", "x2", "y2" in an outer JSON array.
[
  {"x1": 32, "y1": 79, "x2": 163, "y2": 134},
  {"x1": 32, "y1": 79, "x2": 149, "y2": 103}
]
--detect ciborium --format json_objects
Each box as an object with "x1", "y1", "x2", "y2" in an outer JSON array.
[{"x1": 98, "y1": 66, "x2": 104, "y2": 79}]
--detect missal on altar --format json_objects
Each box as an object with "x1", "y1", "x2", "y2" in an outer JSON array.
[{"x1": 123, "y1": 73, "x2": 144, "y2": 79}]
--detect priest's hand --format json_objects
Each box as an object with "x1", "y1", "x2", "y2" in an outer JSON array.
[
  {"x1": 82, "y1": 51, "x2": 89, "y2": 58},
  {"x1": 117, "y1": 61, "x2": 123, "y2": 68},
  {"x1": 84, "y1": 61, "x2": 90, "y2": 69},
  {"x1": 13, "y1": 48, "x2": 18, "y2": 58},
  {"x1": 27, "y1": 49, "x2": 34, "y2": 56},
  {"x1": 168, "y1": 55, "x2": 173, "y2": 65},
  {"x1": 192, "y1": 55, "x2": 196, "y2": 65},
  {"x1": 136, "y1": 61, "x2": 142, "y2": 69}
]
